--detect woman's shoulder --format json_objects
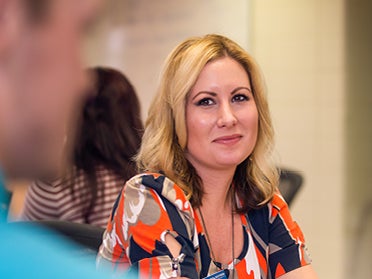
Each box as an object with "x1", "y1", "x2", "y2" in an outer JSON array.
[
  {"x1": 246, "y1": 191, "x2": 306, "y2": 247},
  {"x1": 246, "y1": 192, "x2": 292, "y2": 239},
  {"x1": 249, "y1": 195, "x2": 311, "y2": 276},
  {"x1": 270, "y1": 192, "x2": 288, "y2": 208},
  {"x1": 248, "y1": 192, "x2": 288, "y2": 217},
  {"x1": 107, "y1": 172, "x2": 196, "y2": 245},
  {"x1": 124, "y1": 173, "x2": 191, "y2": 212}
]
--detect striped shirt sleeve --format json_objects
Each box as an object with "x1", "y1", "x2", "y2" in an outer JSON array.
[{"x1": 21, "y1": 180, "x2": 63, "y2": 221}]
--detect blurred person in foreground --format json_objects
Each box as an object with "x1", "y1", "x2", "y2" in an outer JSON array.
[
  {"x1": 0, "y1": 0, "x2": 115, "y2": 278},
  {"x1": 98, "y1": 34, "x2": 318, "y2": 279},
  {"x1": 22, "y1": 67, "x2": 143, "y2": 227}
]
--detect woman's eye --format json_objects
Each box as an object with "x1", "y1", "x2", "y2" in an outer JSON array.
[
  {"x1": 232, "y1": 94, "x2": 249, "y2": 103},
  {"x1": 196, "y1": 98, "x2": 215, "y2": 106}
]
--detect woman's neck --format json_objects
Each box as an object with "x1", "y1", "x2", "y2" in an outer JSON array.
[{"x1": 197, "y1": 165, "x2": 236, "y2": 212}]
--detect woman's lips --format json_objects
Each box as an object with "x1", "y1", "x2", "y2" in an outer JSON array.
[{"x1": 213, "y1": 134, "x2": 242, "y2": 145}]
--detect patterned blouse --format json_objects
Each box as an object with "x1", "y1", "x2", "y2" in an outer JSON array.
[{"x1": 98, "y1": 173, "x2": 311, "y2": 278}]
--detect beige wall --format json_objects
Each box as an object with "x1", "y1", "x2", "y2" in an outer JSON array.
[{"x1": 250, "y1": 1, "x2": 345, "y2": 278}]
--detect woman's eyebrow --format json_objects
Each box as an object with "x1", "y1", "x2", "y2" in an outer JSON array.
[
  {"x1": 191, "y1": 91, "x2": 217, "y2": 101},
  {"x1": 230, "y1": 87, "x2": 252, "y2": 94},
  {"x1": 191, "y1": 86, "x2": 252, "y2": 101}
]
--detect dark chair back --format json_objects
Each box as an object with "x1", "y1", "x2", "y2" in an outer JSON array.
[
  {"x1": 35, "y1": 220, "x2": 105, "y2": 251},
  {"x1": 278, "y1": 169, "x2": 304, "y2": 207}
]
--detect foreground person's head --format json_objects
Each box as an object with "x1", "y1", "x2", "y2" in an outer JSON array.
[{"x1": 0, "y1": 0, "x2": 103, "y2": 178}]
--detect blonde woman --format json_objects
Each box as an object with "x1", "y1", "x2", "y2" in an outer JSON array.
[{"x1": 98, "y1": 34, "x2": 317, "y2": 279}]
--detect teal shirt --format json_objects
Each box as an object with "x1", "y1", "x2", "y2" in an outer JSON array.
[
  {"x1": 0, "y1": 172, "x2": 125, "y2": 279},
  {"x1": 0, "y1": 171, "x2": 11, "y2": 221}
]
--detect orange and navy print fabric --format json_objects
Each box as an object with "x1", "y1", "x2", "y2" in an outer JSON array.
[{"x1": 97, "y1": 173, "x2": 311, "y2": 278}]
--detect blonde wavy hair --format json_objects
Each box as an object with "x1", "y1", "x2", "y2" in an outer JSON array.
[{"x1": 137, "y1": 34, "x2": 278, "y2": 211}]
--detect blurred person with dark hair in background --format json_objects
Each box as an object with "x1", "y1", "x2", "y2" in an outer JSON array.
[
  {"x1": 0, "y1": 0, "x2": 120, "y2": 278},
  {"x1": 21, "y1": 67, "x2": 143, "y2": 228}
]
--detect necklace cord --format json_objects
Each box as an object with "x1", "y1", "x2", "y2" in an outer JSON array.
[{"x1": 198, "y1": 192, "x2": 236, "y2": 278}]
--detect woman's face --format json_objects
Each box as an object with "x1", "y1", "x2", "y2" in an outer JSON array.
[{"x1": 185, "y1": 56, "x2": 258, "y2": 172}]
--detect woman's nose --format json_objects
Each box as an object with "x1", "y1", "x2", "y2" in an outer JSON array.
[{"x1": 216, "y1": 103, "x2": 237, "y2": 128}]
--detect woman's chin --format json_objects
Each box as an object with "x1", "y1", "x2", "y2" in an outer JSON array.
[{"x1": 213, "y1": 157, "x2": 246, "y2": 170}]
